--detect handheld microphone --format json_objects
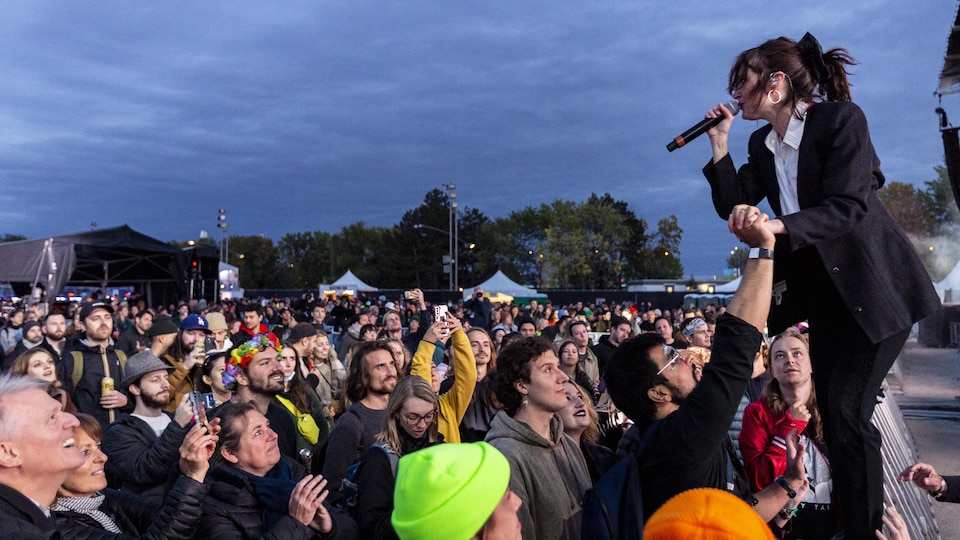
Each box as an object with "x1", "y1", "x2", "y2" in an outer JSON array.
[{"x1": 666, "y1": 100, "x2": 740, "y2": 152}]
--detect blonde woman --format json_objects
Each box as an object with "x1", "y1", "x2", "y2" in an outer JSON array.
[
  {"x1": 10, "y1": 348, "x2": 77, "y2": 412},
  {"x1": 739, "y1": 327, "x2": 833, "y2": 539},
  {"x1": 558, "y1": 380, "x2": 617, "y2": 483},
  {"x1": 356, "y1": 376, "x2": 443, "y2": 539}
]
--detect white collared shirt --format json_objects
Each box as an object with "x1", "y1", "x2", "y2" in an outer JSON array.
[{"x1": 764, "y1": 101, "x2": 809, "y2": 216}]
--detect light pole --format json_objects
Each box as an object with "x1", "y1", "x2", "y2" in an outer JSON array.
[
  {"x1": 413, "y1": 223, "x2": 476, "y2": 292},
  {"x1": 217, "y1": 208, "x2": 228, "y2": 263},
  {"x1": 441, "y1": 183, "x2": 458, "y2": 290}
]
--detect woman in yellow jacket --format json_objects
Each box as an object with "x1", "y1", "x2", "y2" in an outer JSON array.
[{"x1": 410, "y1": 316, "x2": 477, "y2": 443}]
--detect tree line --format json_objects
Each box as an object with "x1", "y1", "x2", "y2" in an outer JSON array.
[{"x1": 220, "y1": 190, "x2": 684, "y2": 290}]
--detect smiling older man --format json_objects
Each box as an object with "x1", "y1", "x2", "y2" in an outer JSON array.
[{"x1": 0, "y1": 375, "x2": 85, "y2": 537}]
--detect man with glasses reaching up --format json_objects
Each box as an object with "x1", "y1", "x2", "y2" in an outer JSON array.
[{"x1": 604, "y1": 204, "x2": 807, "y2": 524}]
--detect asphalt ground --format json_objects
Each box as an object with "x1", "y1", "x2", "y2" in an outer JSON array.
[{"x1": 893, "y1": 338, "x2": 960, "y2": 539}]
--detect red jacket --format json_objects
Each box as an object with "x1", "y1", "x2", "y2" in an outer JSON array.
[{"x1": 738, "y1": 399, "x2": 808, "y2": 492}]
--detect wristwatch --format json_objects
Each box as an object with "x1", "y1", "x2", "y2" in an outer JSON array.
[
  {"x1": 929, "y1": 476, "x2": 947, "y2": 499},
  {"x1": 748, "y1": 247, "x2": 774, "y2": 260},
  {"x1": 774, "y1": 476, "x2": 797, "y2": 498}
]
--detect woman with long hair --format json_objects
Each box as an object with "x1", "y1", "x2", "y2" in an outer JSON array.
[
  {"x1": 739, "y1": 327, "x2": 834, "y2": 538},
  {"x1": 380, "y1": 338, "x2": 411, "y2": 375},
  {"x1": 9, "y1": 348, "x2": 77, "y2": 412},
  {"x1": 557, "y1": 381, "x2": 617, "y2": 484},
  {"x1": 277, "y1": 344, "x2": 330, "y2": 452},
  {"x1": 409, "y1": 318, "x2": 477, "y2": 444},
  {"x1": 356, "y1": 376, "x2": 443, "y2": 539},
  {"x1": 555, "y1": 339, "x2": 596, "y2": 402},
  {"x1": 310, "y1": 329, "x2": 347, "y2": 407},
  {"x1": 444, "y1": 327, "x2": 501, "y2": 442},
  {"x1": 703, "y1": 32, "x2": 940, "y2": 537}
]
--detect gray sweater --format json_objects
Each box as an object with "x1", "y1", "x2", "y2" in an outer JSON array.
[
  {"x1": 322, "y1": 401, "x2": 387, "y2": 502},
  {"x1": 485, "y1": 410, "x2": 590, "y2": 540}
]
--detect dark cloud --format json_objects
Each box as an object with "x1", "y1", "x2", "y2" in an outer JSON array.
[{"x1": 0, "y1": 2, "x2": 951, "y2": 277}]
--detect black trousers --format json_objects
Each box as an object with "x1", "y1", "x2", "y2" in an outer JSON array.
[{"x1": 804, "y1": 266, "x2": 908, "y2": 539}]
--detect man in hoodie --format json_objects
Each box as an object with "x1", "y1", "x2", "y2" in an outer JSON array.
[
  {"x1": 485, "y1": 337, "x2": 591, "y2": 540},
  {"x1": 59, "y1": 301, "x2": 130, "y2": 428},
  {"x1": 230, "y1": 304, "x2": 268, "y2": 346}
]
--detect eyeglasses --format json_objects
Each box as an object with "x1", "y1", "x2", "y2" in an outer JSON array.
[
  {"x1": 401, "y1": 410, "x2": 437, "y2": 426},
  {"x1": 657, "y1": 346, "x2": 683, "y2": 376}
]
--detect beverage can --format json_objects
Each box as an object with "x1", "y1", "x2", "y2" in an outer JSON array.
[{"x1": 101, "y1": 376, "x2": 114, "y2": 396}]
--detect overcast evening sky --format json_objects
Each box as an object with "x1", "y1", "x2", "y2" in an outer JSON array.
[{"x1": 0, "y1": 2, "x2": 955, "y2": 282}]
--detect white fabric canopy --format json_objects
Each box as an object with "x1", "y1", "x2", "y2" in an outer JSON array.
[
  {"x1": 462, "y1": 270, "x2": 538, "y2": 300},
  {"x1": 320, "y1": 269, "x2": 379, "y2": 292}
]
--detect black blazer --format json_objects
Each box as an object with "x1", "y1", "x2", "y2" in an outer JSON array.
[{"x1": 704, "y1": 101, "x2": 940, "y2": 342}]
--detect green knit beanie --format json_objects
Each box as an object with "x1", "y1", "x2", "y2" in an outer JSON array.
[{"x1": 392, "y1": 442, "x2": 510, "y2": 540}]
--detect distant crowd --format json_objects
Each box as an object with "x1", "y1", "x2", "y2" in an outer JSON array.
[{"x1": 0, "y1": 279, "x2": 949, "y2": 539}]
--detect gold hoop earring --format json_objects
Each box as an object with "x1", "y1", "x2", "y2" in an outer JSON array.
[{"x1": 768, "y1": 89, "x2": 783, "y2": 105}]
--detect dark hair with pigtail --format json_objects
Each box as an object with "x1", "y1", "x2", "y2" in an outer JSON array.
[
  {"x1": 728, "y1": 33, "x2": 857, "y2": 119},
  {"x1": 762, "y1": 326, "x2": 823, "y2": 442}
]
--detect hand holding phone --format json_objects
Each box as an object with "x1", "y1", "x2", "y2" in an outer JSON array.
[{"x1": 188, "y1": 390, "x2": 210, "y2": 428}]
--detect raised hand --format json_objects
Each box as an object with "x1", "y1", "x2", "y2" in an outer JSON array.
[{"x1": 288, "y1": 474, "x2": 329, "y2": 527}]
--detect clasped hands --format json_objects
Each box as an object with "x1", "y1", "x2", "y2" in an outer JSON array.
[{"x1": 728, "y1": 205, "x2": 777, "y2": 249}]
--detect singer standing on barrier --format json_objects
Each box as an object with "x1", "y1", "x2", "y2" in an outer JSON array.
[{"x1": 699, "y1": 32, "x2": 940, "y2": 538}]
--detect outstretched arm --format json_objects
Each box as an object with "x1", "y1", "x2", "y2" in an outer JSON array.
[{"x1": 724, "y1": 205, "x2": 776, "y2": 333}]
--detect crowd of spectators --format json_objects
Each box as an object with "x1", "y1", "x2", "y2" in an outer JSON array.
[{"x1": 0, "y1": 258, "x2": 933, "y2": 538}]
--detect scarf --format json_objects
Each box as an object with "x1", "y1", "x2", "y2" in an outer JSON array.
[
  {"x1": 53, "y1": 493, "x2": 122, "y2": 533},
  {"x1": 237, "y1": 459, "x2": 297, "y2": 531}
]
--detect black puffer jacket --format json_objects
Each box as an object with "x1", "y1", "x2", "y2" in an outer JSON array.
[
  {"x1": 197, "y1": 458, "x2": 357, "y2": 540},
  {"x1": 355, "y1": 427, "x2": 442, "y2": 540},
  {"x1": 53, "y1": 475, "x2": 208, "y2": 540},
  {"x1": 100, "y1": 414, "x2": 188, "y2": 509}
]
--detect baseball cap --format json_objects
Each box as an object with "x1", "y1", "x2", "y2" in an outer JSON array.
[
  {"x1": 179, "y1": 314, "x2": 212, "y2": 334},
  {"x1": 79, "y1": 301, "x2": 114, "y2": 321}
]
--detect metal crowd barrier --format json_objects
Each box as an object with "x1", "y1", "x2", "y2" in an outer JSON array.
[{"x1": 876, "y1": 379, "x2": 940, "y2": 539}]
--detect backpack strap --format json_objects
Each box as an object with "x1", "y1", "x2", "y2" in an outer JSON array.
[
  {"x1": 371, "y1": 442, "x2": 401, "y2": 477},
  {"x1": 348, "y1": 408, "x2": 365, "y2": 461},
  {"x1": 70, "y1": 351, "x2": 84, "y2": 387}
]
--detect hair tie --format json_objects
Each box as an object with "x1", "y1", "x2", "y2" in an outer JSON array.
[{"x1": 797, "y1": 32, "x2": 830, "y2": 85}]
